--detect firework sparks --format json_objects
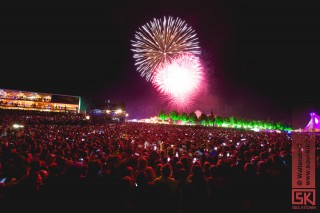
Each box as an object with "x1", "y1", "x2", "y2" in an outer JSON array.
[
  {"x1": 161, "y1": 92, "x2": 198, "y2": 113},
  {"x1": 131, "y1": 16, "x2": 201, "y2": 81},
  {"x1": 152, "y1": 53, "x2": 204, "y2": 112}
]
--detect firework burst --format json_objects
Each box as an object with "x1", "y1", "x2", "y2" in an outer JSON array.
[
  {"x1": 161, "y1": 92, "x2": 198, "y2": 113},
  {"x1": 152, "y1": 53, "x2": 204, "y2": 112},
  {"x1": 131, "y1": 16, "x2": 201, "y2": 81}
]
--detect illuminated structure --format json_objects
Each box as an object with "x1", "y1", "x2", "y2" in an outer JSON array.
[
  {"x1": 0, "y1": 88, "x2": 81, "y2": 113},
  {"x1": 137, "y1": 116, "x2": 171, "y2": 124},
  {"x1": 90, "y1": 100, "x2": 127, "y2": 122},
  {"x1": 302, "y1": 112, "x2": 320, "y2": 132}
]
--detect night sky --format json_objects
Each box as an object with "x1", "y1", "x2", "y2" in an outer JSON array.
[{"x1": 1, "y1": 0, "x2": 320, "y2": 127}]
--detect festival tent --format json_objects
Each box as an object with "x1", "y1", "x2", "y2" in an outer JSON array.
[{"x1": 302, "y1": 112, "x2": 320, "y2": 132}]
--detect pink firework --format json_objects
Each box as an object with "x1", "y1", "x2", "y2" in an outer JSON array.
[
  {"x1": 152, "y1": 53, "x2": 204, "y2": 111},
  {"x1": 162, "y1": 92, "x2": 198, "y2": 113}
]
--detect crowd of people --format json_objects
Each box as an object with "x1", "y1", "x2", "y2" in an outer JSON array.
[{"x1": 0, "y1": 109, "x2": 319, "y2": 212}]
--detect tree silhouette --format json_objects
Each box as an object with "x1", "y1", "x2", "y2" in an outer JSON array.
[
  {"x1": 214, "y1": 116, "x2": 223, "y2": 126},
  {"x1": 169, "y1": 110, "x2": 180, "y2": 124},
  {"x1": 180, "y1": 112, "x2": 189, "y2": 123},
  {"x1": 156, "y1": 110, "x2": 292, "y2": 131},
  {"x1": 199, "y1": 113, "x2": 208, "y2": 125},
  {"x1": 158, "y1": 110, "x2": 168, "y2": 122},
  {"x1": 188, "y1": 112, "x2": 198, "y2": 124},
  {"x1": 208, "y1": 111, "x2": 215, "y2": 126}
]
